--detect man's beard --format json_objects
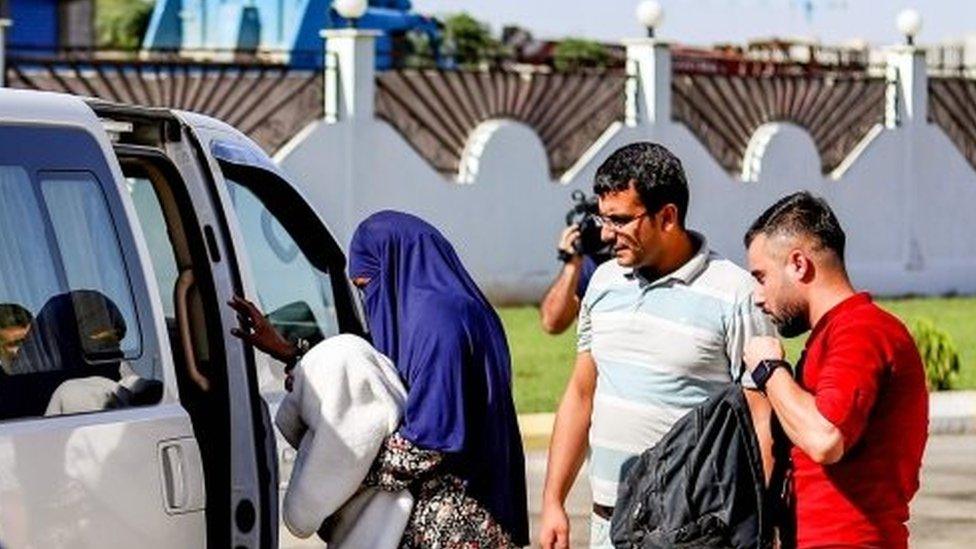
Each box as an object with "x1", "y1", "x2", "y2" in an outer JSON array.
[{"x1": 771, "y1": 299, "x2": 810, "y2": 338}]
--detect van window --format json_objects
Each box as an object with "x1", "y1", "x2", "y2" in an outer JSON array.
[
  {"x1": 120, "y1": 154, "x2": 221, "y2": 397},
  {"x1": 0, "y1": 167, "x2": 61, "y2": 316},
  {"x1": 0, "y1": 159, "x2": 159, "y2": 421},
  {"x1": 39, "y1": 173, "x2": 141, "y2": 356},
  {"x1": 224, "y1": 176, "x2": 340, "y2": 347},
  {"x1": 127, "y1": 175, "x2": 180, "y2": 319}
]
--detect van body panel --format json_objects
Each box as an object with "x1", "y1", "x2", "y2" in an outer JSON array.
[
  {"x1": 0, "y1": 90, "x2": 205, "y2": 547},
  {"x1": 0, "y1": 405, "x2": 205, "y2": 548}
]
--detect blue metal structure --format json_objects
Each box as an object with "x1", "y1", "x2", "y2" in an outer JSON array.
[
  {"x1": 5, "y1": 0, "x2": 60, "y2": 53},
  {"x1": 142, "y1": 0, "x2": 442, "y2": 69}
]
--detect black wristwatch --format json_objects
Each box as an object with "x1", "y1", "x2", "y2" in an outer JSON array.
[
  {"x1": 751, "y1": 359, "x2": 793, "y2": 392},
  {"x1": 557, "y1": 249, "x2": 577, "y2": 263},
  {"x1": 285, "y1": 337, "x2": 311, "y2": 369}
]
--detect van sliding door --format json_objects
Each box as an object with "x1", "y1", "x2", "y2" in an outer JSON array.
[
  {"x1": 153, "y1": 133, "x2": 279, "y2": 549},
  {"x1": 204, "y1": 140, "x2": 365, "y2": 548}
]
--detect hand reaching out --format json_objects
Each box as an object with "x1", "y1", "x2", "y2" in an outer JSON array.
[{"x1": 227, "y1": 295, "x2": 298, "y2": 388}]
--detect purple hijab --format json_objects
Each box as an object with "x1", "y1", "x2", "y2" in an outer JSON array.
[{"x1": 348, "y1": 211, "x2": 528, "y2": 545}]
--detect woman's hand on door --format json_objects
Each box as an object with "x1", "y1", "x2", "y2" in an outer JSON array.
[{"x1": 227, "y1": 295, "x2": 297, "y2": 366}]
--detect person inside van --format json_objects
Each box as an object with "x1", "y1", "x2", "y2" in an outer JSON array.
[
  {"x1": 1, "y1": 291, "x2": 136, "y2": 419},
  {"x1": 0, "y1": 303, "x2": 32, "y2": 375},
  {"x1": 230, "y1": 211, "x2": 530, "y2": 548},
  {"x1": 12, "y1": 290, "x2": 126, "y2": 375}
]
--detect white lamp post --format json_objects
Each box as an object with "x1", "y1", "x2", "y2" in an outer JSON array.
[
  {"x1": 636, "y1": 1, "x2": 664, "y2": 39},
  {"x1": 334, "y1": 0, "x2": 368, "y2": 28},
  {"x1": 896, "y1": 8, "x2": 922, "y2": 47},
  {"x1": 322, "y1": 0, "x2": 379, "y2": 122},
  {"x1": 625, "y1": 1, "x2": 671, "y2": 126}
]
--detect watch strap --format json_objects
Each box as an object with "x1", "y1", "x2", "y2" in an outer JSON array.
[
  {"x1": 752, "y1": 359, "x2": 792, "y2": 391},
  {"x1": 286, "y1": 337, "x2": 311, "y2": 369},
  {"x1": 557, "y1": 249, "x2": 576, "y2": 263}
]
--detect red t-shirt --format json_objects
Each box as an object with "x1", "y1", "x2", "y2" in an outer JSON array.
[{"x1": 792, "y1": 293, "x2": 928, "y2": 548}]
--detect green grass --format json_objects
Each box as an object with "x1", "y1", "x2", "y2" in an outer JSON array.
[
  {"x1": 498, "y1": 297, "x2": 976, "y2": 414},
  {"x1": 877, "y1": 297, "x2": 976, "y2": 388},
  {"x1": 497, "y1": 306, "x2": 579, "y2": 414}
]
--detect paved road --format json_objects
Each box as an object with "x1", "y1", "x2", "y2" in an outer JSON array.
[
  {"x1": 907, "y1": 434, "x2": 976, "y2": 548},
  {"x1": 526, "y1": 434, "x2": 976, "y2": 548}
]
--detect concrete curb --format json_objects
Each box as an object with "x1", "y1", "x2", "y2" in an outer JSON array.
[
  {"x1": 518, "y1": 390, "x2": 976, "y2": 448},
  {"x1": 518, "y1": 413, "x2": 555, "y2": 451},
  {"x1": 928, "y1": 390, "x2": 976, "y2": 434}
]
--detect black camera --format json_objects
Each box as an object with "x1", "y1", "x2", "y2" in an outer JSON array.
[{"x1": 565, "y1": 190, "x2": 612, "y2": 258}]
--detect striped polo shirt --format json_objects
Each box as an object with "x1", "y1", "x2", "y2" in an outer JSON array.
[{"x1": 577, "y1": 234, "x2": 775, "y2": 506}]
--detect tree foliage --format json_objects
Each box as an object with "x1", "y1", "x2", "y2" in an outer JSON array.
[
  {"x1": 403, "y1": 30, "x2": 437, "y2": 69},
  {"x1": 553, "y1": 38, "x2": 609, "y2": 72},
  {"x1": 442, "y1": 13, "x2": 503, "y2": 69},
  {"x1": 96, "y1": 0, "x2": 154, "y2": 50}
]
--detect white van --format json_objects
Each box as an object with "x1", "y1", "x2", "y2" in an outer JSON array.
[{"x1": 0, "y1": 89, "x2": 366, "y2": 548}]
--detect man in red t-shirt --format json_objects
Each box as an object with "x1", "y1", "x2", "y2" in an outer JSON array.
[{"x1": 740, "y1": 192, "x2": 929, "y2": 548}]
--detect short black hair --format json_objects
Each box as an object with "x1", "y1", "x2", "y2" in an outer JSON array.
[
  {"x1": 593, "y1": 142, "x2": 689, "y2": 226},
  {"x1": 0, "y1": 303, "x2": 32, "y2": 329},
  {"x1": 744, "y1": 191, "x2": 846, "y2": 260}
]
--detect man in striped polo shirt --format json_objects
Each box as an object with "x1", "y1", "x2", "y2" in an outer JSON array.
[{"x1": 538, "y1": 143, "x2": 775, "y2": 549}]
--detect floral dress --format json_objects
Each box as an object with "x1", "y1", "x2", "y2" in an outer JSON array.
[{"x1": 364, "y1": 433, "x2": 517, "y2": 549}]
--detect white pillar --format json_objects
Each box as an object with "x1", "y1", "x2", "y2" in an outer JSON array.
[
  {"x1": 885, "y1": 45, "x2": 928, "y2": 271},
  {"x1": 885, "y1": 45, "x2": 928, "y2": 128},
  {"x1": 0, "y1": 19, "x2": 11, "y2": 88},
  {"x1": 622, "y1": 38, "x2": 671, "y2": 127},
  {"x1": 321, "y1": 29, "x2": 379, "y2": 123}
]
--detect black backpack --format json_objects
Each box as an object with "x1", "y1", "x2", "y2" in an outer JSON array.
[{"x1": 609, "y1": 385, "x2": 786, "y2": 548}]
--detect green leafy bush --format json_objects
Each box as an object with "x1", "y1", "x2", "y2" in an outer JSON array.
[
  {"x1": 911, "y1": 318, "x2": 961, "y2": 390},
  {"x1": 553, "y1": 38, "x2": 609, "y2": 72},
  {"x1": 96, "y1": 0, "x2": 154, "y2": 50},
  {"x1": 403, "y1": 30, "x2": 437, "y2": 69},
  {"x1": 443, "y1": 13, "x2": 503, "y2": 69}
]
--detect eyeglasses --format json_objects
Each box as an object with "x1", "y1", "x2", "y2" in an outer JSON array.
[{"x1": 598, "y1": 210, "x2": 648, "y2": 231}]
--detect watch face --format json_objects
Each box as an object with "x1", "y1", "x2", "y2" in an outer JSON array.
[
  {"x1": 755, "y1": 360, "x2": 791, "y2": 389},
  {"x1": 753, "y1": 361, "x2": 773, "y2": 388}
]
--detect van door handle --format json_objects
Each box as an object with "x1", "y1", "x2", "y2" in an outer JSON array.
[
  {"x1": 157, "y1": 438, "x2": 205, "y2": 514},
  {"x1": 161, "y1": 442, "x2": 188, "y2": 511}
]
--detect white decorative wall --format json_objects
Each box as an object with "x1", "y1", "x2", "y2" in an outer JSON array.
[{"x1": 277, "y1": 34, "x2": 976, "y2": 303}]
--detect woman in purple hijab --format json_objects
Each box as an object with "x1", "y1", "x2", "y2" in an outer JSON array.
[
  {"x1": 230, "y1": 211, "x2": 528, "y2": 547},
  {"x1": 347, "y1": 211, "x2": 528, "y2": 547}
]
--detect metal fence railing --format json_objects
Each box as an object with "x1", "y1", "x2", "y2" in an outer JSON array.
[
  {"x1": 4, "y1": 45, "x2": 325, "y2": 68},
  {"x1": 927, "y1": 44, "x2": 976, "y2": 78},
  {"x1": 671, "y1": 41, "x2": 878, "y2": 78}
]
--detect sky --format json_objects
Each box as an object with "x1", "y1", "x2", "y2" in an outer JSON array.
[{"x1": 413, "y1": 0, "x2": 976, "y2": 47}]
